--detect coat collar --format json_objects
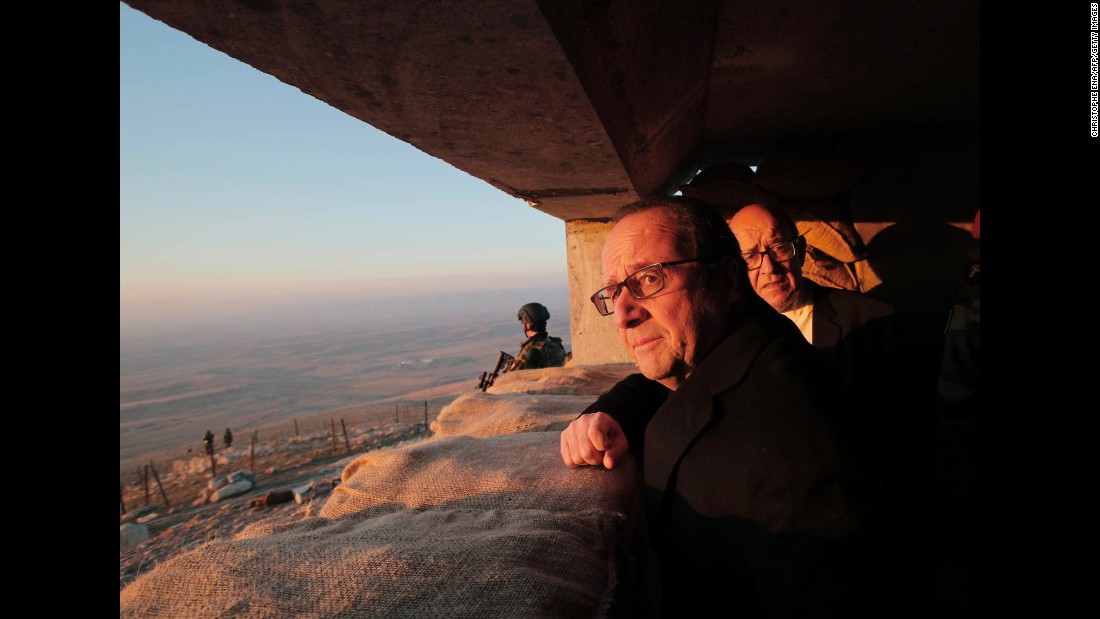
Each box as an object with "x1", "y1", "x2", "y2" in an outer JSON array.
[
  {"x1": 643, "y1": 297, "x2": 786, "y2": 493},
  {"x1": 808, "y1": 281, "x2": 840, "y2": 350}
]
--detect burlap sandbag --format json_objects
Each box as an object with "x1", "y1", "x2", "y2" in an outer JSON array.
[
  {"x1": 433, "y1": 364, "x2": 638, "y2": 437},
  {"x1": 431, "y1": 392, "x2": 598, "y2": 437},
  {"x1": 120, "y1": 507, "x2": 626, "y2": 619},
  {"x1": 320, "y1": 432, "x2": 640, "y2": 519},
  {"x1": 488, "y1": 363, "x2": 639, "y2": 396},
  {"x1": 781, "y1": 204, "x2": 866, "y2": 292},
  {"x1": 121, "y1": 365, "x2": 645, "y2": 617}
]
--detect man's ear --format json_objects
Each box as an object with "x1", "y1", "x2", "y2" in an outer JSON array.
[{"x1": 794, "y1": 235, "x2": 808, "y2": 266}]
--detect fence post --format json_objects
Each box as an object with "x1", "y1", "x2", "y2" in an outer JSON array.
[
  {"x1": 330, "y1": 419, "x2": 337, "y2": 453},
  {"x1": 395, "y1": 403, "x2": 399, "y2": 423},
  {"x1": 341, "y1": 419, "x2": 351, "y2": 452},
  {"x1": 250, "y1": 431, "x2": 257, "y2": 472},
  {"x1": 209, "y1": 447, "x2": 217, "y2": 478},
  {"x1": 424, "y1": 401, "x2": 428, "y2": 429},
  {"x1": 143, "y1": 464, "x2": 150, "y2": 506},
  {"x1": 149, "y1": 460, "x2": 170, "y2": 508},
  {"x1": 294, "y1": 417, "x2": 299, "y2": 436}
]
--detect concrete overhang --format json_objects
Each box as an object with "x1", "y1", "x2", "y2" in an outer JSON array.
[{"x1": 120, "y1": 0, "x2": 979, "y2": 223}]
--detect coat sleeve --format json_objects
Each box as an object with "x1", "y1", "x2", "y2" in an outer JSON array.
[{"x1": 581, "y1": 373, "x2": 669, "y2": 458}]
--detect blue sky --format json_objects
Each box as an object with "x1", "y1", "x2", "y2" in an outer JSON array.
[{"x1": 120, "y1": 3, "x2": 568, "y2": 337}]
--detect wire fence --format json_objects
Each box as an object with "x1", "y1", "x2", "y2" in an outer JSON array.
[
  {"x1": 253, "y1": 399, "x2": 439, "y2": 444},
  {"x1": 120, "y1": 398, "x2": 452, "y2": 515}
]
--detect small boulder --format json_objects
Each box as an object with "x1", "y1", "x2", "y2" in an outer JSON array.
[
  {"x1": 210, "y1": 478, "x2": 254, "y2": 502},
  {"x1": 292, "y1": 484, "x2": 314, "y2": 504},
  {"x1": 250, "y1": 489, "x2": 295, "y2": 509},
  {"x1": 227, "y1": 469, "x2": 254, "y2": 484},
  {"x1": 120, "y1": 523, "x2": 149, "y2": 552}
]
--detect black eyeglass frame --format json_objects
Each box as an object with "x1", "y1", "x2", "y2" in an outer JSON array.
[
  {"x1": 740, "y1": 236, "x2": 805, "y2": 271},
  {"x1": 589, "y1": 257, "x2": 705, "y2": 316}
]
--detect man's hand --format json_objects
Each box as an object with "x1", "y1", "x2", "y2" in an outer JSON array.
[{"x1": 560, "y1": 412, "x2": 628, "y2": 470}]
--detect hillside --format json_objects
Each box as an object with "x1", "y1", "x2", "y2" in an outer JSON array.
[
  {"x1": 121, "y1": 306, "x2": 573, "y2": 471},
  {"x1": 120, "y1": 418, "x2": 434, "y2": 590},
  {"x1": 119, "y1": 361, "x2": 643, "y2": 618}
]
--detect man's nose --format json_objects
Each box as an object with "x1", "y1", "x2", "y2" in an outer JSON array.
[
  {"x1": 613, "y1": 291, "x2": 646, "y2": 329},
  {"x1": 760, "y1": 251, "x2": 787, "y2": 274}
]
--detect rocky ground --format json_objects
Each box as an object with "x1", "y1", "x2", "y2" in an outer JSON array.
[{"x1": 120, "y1": 422, "x2": 432, "y2": 591}]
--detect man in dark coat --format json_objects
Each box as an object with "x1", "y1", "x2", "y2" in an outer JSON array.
[
  {"x1": 560, "y1": 197, "x2": 871, "y2": 617},
  {"x1": 580, "y1": 202, "x2": 934, "y2": 611},
  {"x1": 728, "y1": 203, "x2": 924, "y2": 436}
]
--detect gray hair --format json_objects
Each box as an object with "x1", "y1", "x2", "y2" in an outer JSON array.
[
  {"x1": 611, "y1": 196, "x2": 739, "y2": 260},
  {"x1": 611, "y1": 195, "x2": 749, "y2": 290}
]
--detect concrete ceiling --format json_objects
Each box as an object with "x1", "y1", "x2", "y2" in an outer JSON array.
[{"x1": 121, "y1": 0, "x2": 980, "y2": 222}]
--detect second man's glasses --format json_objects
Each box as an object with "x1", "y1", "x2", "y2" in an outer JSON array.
[{"x1": 741, "y1": 237, "x2": 801, "y2": 271}]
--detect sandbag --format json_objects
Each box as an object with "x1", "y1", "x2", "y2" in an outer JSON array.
[
  {"x1": 121, "y1": 507, "x2": 626, "y2": 619},
  {"x1": 320, "y1": 432, "x2": 640, "y2": 519}
]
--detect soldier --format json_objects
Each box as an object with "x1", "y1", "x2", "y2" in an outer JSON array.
[
  {"x1": 224, "y1": 427, "x2": 234, "y2": 449},
  {"x1": 203, "y1": 430, "x2": 215, "y2": 456},
  {"x1": 507, "y1": 302, "x2": 567, "y2": 371}
]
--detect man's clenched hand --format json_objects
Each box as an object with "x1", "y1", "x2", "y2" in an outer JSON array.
[{"x1": 560, "y1": 412, "x2": 628, "y2": 470}]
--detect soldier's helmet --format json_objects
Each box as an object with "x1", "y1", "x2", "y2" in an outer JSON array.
[{"x1": 517, "y1": 302, "x2": 551, "y2": 324}]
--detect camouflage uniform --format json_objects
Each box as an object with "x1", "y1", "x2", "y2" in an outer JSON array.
[{"x1": 509, "y1": 332, "x2": 566, "y2": 371}]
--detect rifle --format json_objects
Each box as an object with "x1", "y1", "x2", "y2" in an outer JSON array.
[{"x1": 476, "y1": 351, "x2": 515, "y2": 391}]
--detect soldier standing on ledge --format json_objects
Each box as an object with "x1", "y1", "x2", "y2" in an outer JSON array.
[
  {"x1": 203, "y1": 430, "x2": 215, "y2": 456},
  {"x1": 508, "y1": 302, "x2": 567, "y2": 371},
  {"x1": 224, "y1": 428, "x2": 234, "y2": 449}
]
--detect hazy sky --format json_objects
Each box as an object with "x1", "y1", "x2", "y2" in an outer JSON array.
[{"x1": 120, "y1": 3, "x2": 569, "y2": 338}]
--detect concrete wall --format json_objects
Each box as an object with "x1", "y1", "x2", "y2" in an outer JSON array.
[{"x1": 565, "y1": 219, "x2": 633, "y2": 366}]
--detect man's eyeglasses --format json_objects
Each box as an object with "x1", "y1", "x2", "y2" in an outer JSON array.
[
  {"x1": 589, "y1": 258, "x2": 704, "y2": 316},
  {"x1": 741, "y1": 237, "x2": 801, "y2": 271}
]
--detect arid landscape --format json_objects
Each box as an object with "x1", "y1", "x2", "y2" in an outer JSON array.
[
  {"x1": 119, "y1": 418, "x2": 436, "y2": 590},
  {"x1": 121, "y1": 289, "x2": 571, "y2": 468},
  {"x1": 120, "y1": 290, "x2": 575, "y2": 590}
]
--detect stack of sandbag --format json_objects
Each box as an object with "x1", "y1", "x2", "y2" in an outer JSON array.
[
  {"x1": 121, "y1": 363, "x2": 644, "y2": 619},
  {"x1": 431, "y1": 363, "x2": 638, "y2": 437}
]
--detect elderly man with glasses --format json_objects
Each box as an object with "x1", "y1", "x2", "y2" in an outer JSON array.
[
  {"x1": 560, "y1": 196, "x2": 872, "y2": 617},
  {"x1": 730, "y1": 203, "x2": 898, "y2": 351},
  {"x1": 571, "y1": 199, "x2": 932, "y2": 613}
]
